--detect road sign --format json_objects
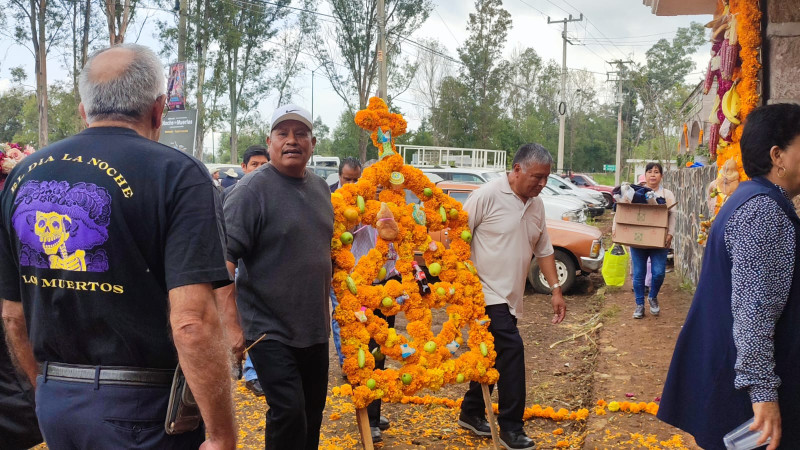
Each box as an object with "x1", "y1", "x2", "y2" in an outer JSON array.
[{"x1": 603, "y1": 164, "x2": 616, "y2": 171}]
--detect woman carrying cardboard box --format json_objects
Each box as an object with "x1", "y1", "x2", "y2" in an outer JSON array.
[{"x1": 615, "y1": 162, "x2": 676, "y2": 319}]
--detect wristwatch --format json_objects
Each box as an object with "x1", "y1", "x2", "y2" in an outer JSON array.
[{"x1": 549, "y1": 281, "x2": 563, "y2": 292}]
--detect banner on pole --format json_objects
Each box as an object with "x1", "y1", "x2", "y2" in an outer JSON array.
[
  {"x1": 167, "y1": 62, "x2": 187, "y2": 111},
  {"x1": 159, "y1": 109, "x2": 197, "y2": 154}
]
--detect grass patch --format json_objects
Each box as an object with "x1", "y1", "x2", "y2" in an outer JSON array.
[
  {"x1": 679, "y1": 278, "x2": 696, "y2": 294},
  {"x1": 600, "y1": 304, "x2": 621, "y2": 320},
  {"x1": 591, "y1": 173, "x2": 615, "y2": 186}
]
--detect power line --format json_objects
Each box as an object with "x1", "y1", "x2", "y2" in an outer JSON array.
[
  {"x1": 434, "y1": 10, "x2": 461, "y2": 47},
  {"x1": 514, "y1": 0, "x2": 548, "y2": 18},
  {"x1": 579, "y1": 31, "x2": 677, "y2": 40},
  {"x1": 541, "y1": 0, "x2": 573, "y2": 16},
  {"x1": 585, "y1": 17, "x2": 629, "y2": 59}
]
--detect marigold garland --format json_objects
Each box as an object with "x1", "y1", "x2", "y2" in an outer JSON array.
[
  {"x1": 333, "y1": 97, "x2": 498, "y2": 409},
  {"x1": 330, "y1": 387, "x2": 657, "y2": 422},
  {"x1": 712, "y1": 0, "x2": 761, "y2": 212}
]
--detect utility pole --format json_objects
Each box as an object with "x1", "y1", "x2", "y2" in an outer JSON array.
[
  {"x1": 377, "y1": 0, "x2": 387, "y2": 101},
  {"x1": 608, "y1": 60, "x2": 633, "y2": 186},
  {"x1": 548, "y1": 13, "x2": 582, "y2": 174}
]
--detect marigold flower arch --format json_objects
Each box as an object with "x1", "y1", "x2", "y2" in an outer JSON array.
[{"x1": 331, "y1": 97, "x2": 499, "y2": 411}]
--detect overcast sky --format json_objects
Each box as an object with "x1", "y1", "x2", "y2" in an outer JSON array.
[{"x1": 0, "y1": 0, "x2": 712, "y2": 151}]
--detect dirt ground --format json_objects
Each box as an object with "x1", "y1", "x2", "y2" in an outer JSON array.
[{"x1": 232, "y1": 213, "x2": 702, "y2": 449}]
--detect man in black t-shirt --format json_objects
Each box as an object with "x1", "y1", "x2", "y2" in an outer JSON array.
[
  {"x1": 223, "y1": 104, "x2": 333, "y2": 449},
  {"x1": 0, "y1": 44, "x2": 236, "y2": 449}
]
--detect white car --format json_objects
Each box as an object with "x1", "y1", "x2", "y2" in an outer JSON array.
[
  {"x1": 418, "y1": 167, "x2": 505, "y2": 184},
  {"x1": 407, "y1": 182, "x2": 588, "y2": 224},
  {"x1": 540, "y1": 186, "x2": 590, "y2": 223},
  {"x1": 547, "y1": 174, "x2": 606, "y2": 216}
]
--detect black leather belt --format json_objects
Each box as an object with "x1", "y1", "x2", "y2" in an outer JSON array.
[{"x1": 44, "y1": 362, "x2": 174, "y2": 386}]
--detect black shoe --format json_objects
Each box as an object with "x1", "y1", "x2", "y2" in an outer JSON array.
[
  {"x1": 370, "y1": 426, "x2": 383, "y2": 443},
  {"x1": 457, "y1": 411, "x2": 491, "y2": 437},
  {"x1": 499, "y1": 429, "x2": 535, "y2": 450},
  {"x1": 245, "y1": 379, "x2": 264, "y2": 397},
  {"x1": 378, "y1": 415, "x2": 390, "y2": 431}
]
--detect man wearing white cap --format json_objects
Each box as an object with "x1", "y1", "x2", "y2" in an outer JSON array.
[{"x1": 222, "y1": 104, "x2": 333, "y2": 449}]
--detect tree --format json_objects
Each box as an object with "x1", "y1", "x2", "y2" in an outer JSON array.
[
  {"x1": 502, "y1": 47, "x2": 542, "y2": 122},
  {"x1": 272, "y1": 24, "x2": 309, "y2": 107},
  {"x1": 629, "y1": 22, "x2": 705, "y2": 163},
  {"x1": 209, "y1": 0, "x2": 290, "y2": 163},
  {"x1": 564, "y1": 69, "x2": 599, "y2": 170},
  {"x1": 430, "y1": 76, "x2": 472, "y2": 147},
  {"x1": 411, "y1": 38, "x2": 452, "y2": 145},
  {"x1": 5, "y1": 0, "x2": 67, "y2": 147},
  {"x1": 12, "y1": 81, "x2": 82, "y2": 145},
  {"x1": 456, "y1": 0, "x2": 511, "y2": 148},
  {"x1": 311, "y1": 0, "x2": 433, "y2": 162},
  {"x1": 0, "y1": 86, "x2": 31, "y2": 142},
  {"x1": 318, "y1": 110, "x2": 367, "y2": 160},
  {"x1": 101, "y1": 0, "x2": 136, "y2": 45},
  {"x1": 156, "y1": 0, "x2": 220, "y2": 161},
  {"x1": 216, "y1": 120, "x2": 269, "y2": 164}
]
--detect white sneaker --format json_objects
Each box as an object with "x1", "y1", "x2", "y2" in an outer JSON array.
[{"x1": 648, "y1": 297, "x2": 660, "y2": 316}]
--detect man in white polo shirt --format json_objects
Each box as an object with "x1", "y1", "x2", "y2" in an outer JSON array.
[{"x1": 457, "y1": 143, "x2": 567, "y2": 450}]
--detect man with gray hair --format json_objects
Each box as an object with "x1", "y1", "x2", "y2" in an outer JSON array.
[
  {"x1": 0, "y1": 44, "x2": 236, "y2": 449},
  {"x1": 457, "y1": 143, "x2": 566, "y2": 449}
]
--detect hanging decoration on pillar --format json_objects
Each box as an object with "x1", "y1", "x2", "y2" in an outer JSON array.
[{"x1": 699, "y1": 0, "x2": 760, "y2": 227}]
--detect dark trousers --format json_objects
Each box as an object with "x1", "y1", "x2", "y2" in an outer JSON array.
[
  {"x1": 367, "y1": 309, "x2": 395, "y2": 427},
  {"x1": 35, "y1": 375, "x2": 204, "y2": 449},
  {"x1": 248, "y1": 339, "x2": 329, "y2": 450},
  {"x1": 461, "y1": 303, "x2": 526, "y2": 432}
]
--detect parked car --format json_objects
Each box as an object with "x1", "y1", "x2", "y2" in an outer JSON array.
[
  {"x1": 307, "y1": 155, "x2": 340, "y2": 168},
  {"x1": 539, "y1": 185, "x2": 590, "y2": 223},
  {"x1": 418, "y1": 167, "x2": 505, "y2": 184},
  {"x1": 406, "y1": 182, "x2": 589, "y2": 224},
  {"x1": 310, "y1": 165, "x2": 338, "y2": 181},
  {"x1": 410, "y1": 181, "x2": 603, "y2": 293},
  {"x1": 547, "y1": 174, "x2": 606, "y2": 217},
  {"x1": 563, "y1": 172, "x2": 615, "y2": 208}
]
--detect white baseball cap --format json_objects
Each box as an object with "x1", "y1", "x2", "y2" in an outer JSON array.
[{"x1": 271, "y1": 103, "x2": 313, "y2": 132}]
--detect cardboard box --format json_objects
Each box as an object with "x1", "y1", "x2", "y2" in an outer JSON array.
[
  {"x1": 612, "y1": 223, "x2": 668, "y2": 248},
  {"x1": 612, "y1": 203, "x2": 672, "y2": 248},
  {"x1": 614, "y1": 203, "x2": 669, "y2": 228}
]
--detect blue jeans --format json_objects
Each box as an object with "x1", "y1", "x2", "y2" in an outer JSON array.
[
  {"x1": 630, "y1": 247, "x2": 668, "y2": 305},
  {"x1": 243, "y1": 355, "x2": 258, "y2": 382},
  {"x1": 330, "y1": 290, "x2": 344, "y2": 366}
]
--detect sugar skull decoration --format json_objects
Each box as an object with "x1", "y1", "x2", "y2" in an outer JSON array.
[
  {"x1": 13, "y1": 180, "x2": 112, "y2": 272},
  {"x1": 34, "y1": 211, "x2": 87, "y2": 271}
]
